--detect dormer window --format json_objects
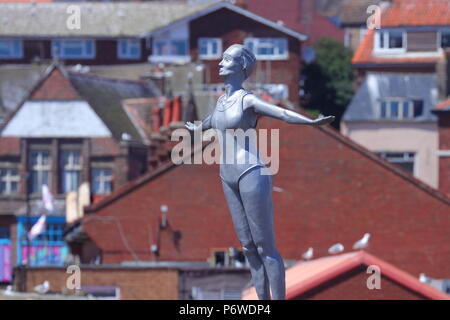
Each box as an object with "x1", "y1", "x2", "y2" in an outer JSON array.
[
  {"x1": 375, "y1": 30, "x2": 405, "y2": 52},
  {"x1": 380, "y1": 99, "x2": 423, "y2": 120}
]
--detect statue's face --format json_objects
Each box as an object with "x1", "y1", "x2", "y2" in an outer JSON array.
[{"x1": 218, "y1": 46, "x2": 242, "y2": 77}]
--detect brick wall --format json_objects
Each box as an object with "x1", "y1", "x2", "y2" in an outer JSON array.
[
  {"x1": 15, "y1": 266, "x2": 179, "y2": 300},
  {"x1": 30, "y1": 68, "x2": 80, "y2": 100},
  {"x1": 83, "y1": 117, "x2": 450, "y2": 279},
  {"x1": 438, "y1": 113, "x2": 450, "y2": 197}
]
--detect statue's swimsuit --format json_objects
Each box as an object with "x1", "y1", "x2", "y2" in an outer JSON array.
[{"x1": 210, "y1": 89, "x2": 266, "y2": 188}]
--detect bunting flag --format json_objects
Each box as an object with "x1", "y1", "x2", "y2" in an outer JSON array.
[
  {"x1": 42, "y1": 184, "x2": 53, "y2": 212},
  {"x1": 28, "y1": 215, "x2": 46, "y2": 241}
]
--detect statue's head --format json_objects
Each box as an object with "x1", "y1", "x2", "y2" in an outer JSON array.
[{"x1": 218, "y1": 44, "x2": 256, "y2": 80}]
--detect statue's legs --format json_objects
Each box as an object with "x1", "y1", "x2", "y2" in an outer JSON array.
[
  {"x1": 221, "y1": 177, "x2": 271, "y2": 300},
  {"x1": 239, "y1": 166, "x2": 285, "y2": 300},
  {"x1": 221, "y1": 166, "x2": 286, "y2": 300}
]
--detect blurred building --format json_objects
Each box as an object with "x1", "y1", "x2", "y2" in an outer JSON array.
[
  {"x1": 13, "y1": 263, "x2": 251, "y2": 300},
  {"x1": 341, "y1": 73, "x2": 439, "y2": 188},
  {"x1": 433, "y1": 99, "x2": 450, "y2": 198},
  {"x1": 0, "y1": 63, "x2": 163, "y2": 282},
  {"x1": 242, "y1": 0, "x2": 344, "y2": 59},
  {"x1": 0, "y1": 1, "x2": 307, "y2": 104},
  {"x1": 243, "y1": 251, "x2": 450, "y2": 300},
  {"x1": 316, "y1": 0, "x2": 393, "y2": 51},
  {"x1": 343, "y1": 0, "x2": 450, "y2": 190},
  {"x1": 352, "y1": 0, "x2": 450, "y2": 84}
]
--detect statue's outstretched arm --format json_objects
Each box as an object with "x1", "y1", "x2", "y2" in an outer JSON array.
[
  {"x1": 244, "y1": 94, "x2": 335, "y2": 126},
  {"x1": 185, "y1": 114, "x2": 212, "y2": 131}
]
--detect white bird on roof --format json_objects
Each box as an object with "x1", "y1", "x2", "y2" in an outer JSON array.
[
  {"x1": 419, "y1": 273, "x2": 431, "y2": 284},
  {"x1": 328, "y1": 243, "x2": 344, "y2": 255},
  {"x1": 352, "y1": 233, "x2": 371, "y2": 250},
  {"x1": 33, "y1": 280, "x2": 50, "y2": 294},
  {"x1": 3, "y1": 285, "x2": 13, "y2": 296},
  {"x1": 302, "y1": 247, "x2": 313, "y2": 260}
]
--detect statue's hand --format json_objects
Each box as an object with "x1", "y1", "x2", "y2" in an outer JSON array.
[
  {"x1": 314, "y1": 115, "x2": 335, "y2": 126},
  {"x1": 185, "y1": 121, "x2": 201, "y2": 131}
]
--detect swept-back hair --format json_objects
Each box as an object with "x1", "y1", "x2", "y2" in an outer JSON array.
[{"x1": 229, "y1": 44, "x2": 257, "y2": 80}]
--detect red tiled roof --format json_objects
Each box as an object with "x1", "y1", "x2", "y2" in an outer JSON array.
[
  {"x1": 242, "y1": 250, "x2": 450, "y2": 300},
  {"x1": 434, "y1": 98, "x2": 450, "y2": 111},
  {"x1": 352, "y1": 29, "x2": 441, "y2": 65},
  {"x1": 382, "y1": 0, "x2": 450, "y2": 27}
]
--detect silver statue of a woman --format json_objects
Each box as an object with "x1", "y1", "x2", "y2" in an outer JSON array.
[{"x1": 186, "y1": 44, "x2": 334, "y2": 300}]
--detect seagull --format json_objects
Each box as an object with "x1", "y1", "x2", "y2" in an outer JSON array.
[
  {"x1": 352, "y1": 233, "x2": 371, "y2": 250},
  {"x1": 3, "y1": 285, "x2": 13, "y2": 296},
  {"x1": 302, "y1": 247, "x2": 313, "y2": 260},
  {"x1": 419, "y1": 273, "x2": 431, "y2": 283},
  {"x1": 273, "y1": 186, "x2": 284, "y2": 193},
  {"x1": 33, "y1": 280, "x2": 50, "y2": 294},
  {"x1": 328, "y1": 243, "x2": 344, "y2": 255}
]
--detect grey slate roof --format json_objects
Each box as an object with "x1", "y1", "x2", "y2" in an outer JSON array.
[
  {"x1": 0, "y1": 1, "x2": 307, "y2": 40},
  {"x1": 0, "y1": 1, "x2": 215, "y2": 37},
  {"x1": 0, "y1": 64, "x2": 48, "y2": 114},
  {"x1": 343, "y1": 73, "x2": 438, "y2": 122},
  {"x1": 68, "y1": 71, "x2": 161, "y2": 142}
]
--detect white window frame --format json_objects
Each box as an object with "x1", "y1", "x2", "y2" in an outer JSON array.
[
  {"x1": 59, "y1": 150, "x2": 82, "y2": 194},
  {"x1": 29, "y1": 150, "x2": 52, "y2": 194},
  {"x1": 377, "y1": 151, "x2": 416, "y2": 176},
  {"x1": 0, "y1": 166, "x2": 20, "y2": 194},
  {"x1": 0, "y1": 40, "x2": 23, "y2": 59},
  {"x1": 379, "y1": 98, "x2": 423, "y2": 120},
  {"x1": 244, "y1": 37, "x2": 289, "y2": 60},
  {"x1": 374, "y1": 29, "x2": 406, "y2": 53},
  {"x1": 198, "y1": 37, "x2": 222, "y2": 60},
  {"x1": 117, "y1": 39, "x2": 141, "y2": 60},
  {"x1": 91, "y1": 167, "x2": 113, "y2": 195},
  {"x1": 52, "y1": 39, "x2": 96, "y2": 59},
  {"x1": 152, "y1": 39, "x2": 189, "y2": 57}
]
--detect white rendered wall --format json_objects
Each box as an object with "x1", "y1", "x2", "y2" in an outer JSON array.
[
  {"x1": 341, "y1": 121, "x2": 438, "y2": 188},
  {"x1": 1, "y1": 100, "x2": 112, "y2": 138}
]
